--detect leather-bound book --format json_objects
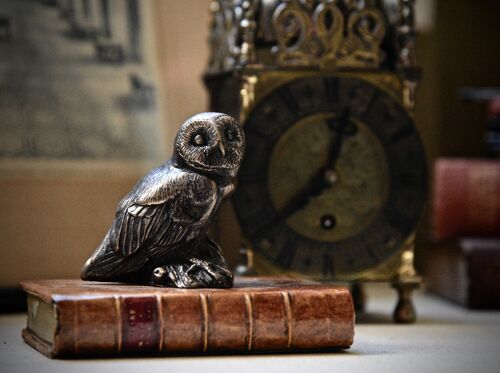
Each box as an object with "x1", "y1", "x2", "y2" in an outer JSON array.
[
  {"x1": 21, "y1": 277, "x2": 354, "y2": 358},
  {"x1": 433, "y1": 159, "x2": 500, "y2": 240},
  {"x1": 423, "y1": 239, "x2": 500, "y2": 309}
]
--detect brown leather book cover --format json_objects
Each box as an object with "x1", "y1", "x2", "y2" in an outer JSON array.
[
  {"x1": 422, "y1": 239, "x2": 500, "y2": 309},
  {"x1": 433, "y1": 159, "x2": 500, "y2": 240},
  {"x1": 21, "y1": 277, "x2": 354, "y2": 358}
]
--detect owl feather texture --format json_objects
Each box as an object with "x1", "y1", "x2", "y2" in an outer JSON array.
[{"x1": 81, "y1": 112, "x2": 245, "y2": 288}]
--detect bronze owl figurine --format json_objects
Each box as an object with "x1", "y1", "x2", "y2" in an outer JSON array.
[{"x1": 81, "y1": 112, "x2": 245, "y2": 288}]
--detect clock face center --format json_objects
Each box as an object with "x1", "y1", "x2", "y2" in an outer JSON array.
[
  {"x1": 267, "y1": 112, "x2": 389, "y2": 242},
  {"x1": 320, "y1": 214, "x2": 337, "y2": 230},
  {"x1": 324, "y1": 169, "x2": 340, "y2": 186}
]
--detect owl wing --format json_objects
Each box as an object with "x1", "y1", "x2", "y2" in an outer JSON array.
[{"x1": 109, "y1": 171, "x2": 217, "y2": 257}]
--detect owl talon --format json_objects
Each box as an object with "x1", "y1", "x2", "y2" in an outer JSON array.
[
  {"x1": 147, "y1": 256, "x2": 233, "y2": 288},
  {"x1": 153, "y1": 267, "x2": 166, "y2": 279}
]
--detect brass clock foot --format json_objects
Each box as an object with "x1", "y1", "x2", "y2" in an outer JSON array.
[
  {"x1": 351, "y1": 282, "x2": 366, "y2": 314},
  {"x1": 392, "y1": 281, "x2": 419, "y2": 323},
  {"x1": 234, "y1": 246, "x2": 257, "y2": 276},
  {"x1": 391, "y1": 234, "x2": 422, "y2": 323}
]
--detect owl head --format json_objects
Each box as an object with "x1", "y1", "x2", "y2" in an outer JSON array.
[{"x1": 174, "y1": 112, "x2": 245, "y2": 175}]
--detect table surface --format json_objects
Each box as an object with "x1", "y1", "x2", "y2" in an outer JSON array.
[{"x1": 1, "y1": 284, "x2": 499, "y2": 373}]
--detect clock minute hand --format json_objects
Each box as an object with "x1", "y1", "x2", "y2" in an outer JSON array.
[{"x1": 326, "y1": 108, "x2": 351, "y2": 171}]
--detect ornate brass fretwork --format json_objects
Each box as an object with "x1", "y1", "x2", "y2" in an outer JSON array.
[{"x1": 207, "y1": 0, "x2": 418, "y2": 73}]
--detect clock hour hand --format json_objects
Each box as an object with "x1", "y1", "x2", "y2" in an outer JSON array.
[{"x1": 253, "y1": 170, "x2": 328, "y2": 241}]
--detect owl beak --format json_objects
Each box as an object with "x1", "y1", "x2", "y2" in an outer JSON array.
[{"x1": 218, "y1": 141, "x2": 226, "y2": 157}]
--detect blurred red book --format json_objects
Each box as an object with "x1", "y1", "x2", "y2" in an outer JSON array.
[{"x1": 433, "y1": 159, "x2": 500, "y2": 240}]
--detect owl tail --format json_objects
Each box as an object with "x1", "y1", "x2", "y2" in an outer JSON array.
[{"x1": 81, "y1": 234, "x2": 146, "y2": 282}]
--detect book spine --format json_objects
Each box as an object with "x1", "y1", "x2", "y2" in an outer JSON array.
[
  {"x1": 465, "y1": 244, "x2": 500, "y2": 309},
  {"x1": 52, "y1": 289, "x2": 354, "y2": 356},
  {"x1": 433, "y1": 159, "x2": 500, "y2": 240},
  {"x1": 422, "y1": 240, "x2": 500, "y2": 309}
]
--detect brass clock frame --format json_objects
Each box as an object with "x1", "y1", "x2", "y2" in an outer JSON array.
[{"x1": 204, "y1": 0, "x2": 424, "y2": 323}]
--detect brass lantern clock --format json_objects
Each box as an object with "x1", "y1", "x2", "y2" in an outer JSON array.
[{"x1": 204, "y1": 0, "x2": 427, "y2": 323}]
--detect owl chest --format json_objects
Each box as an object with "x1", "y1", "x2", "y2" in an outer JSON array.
[{"x1": 191, "y1": 184, "x2": 232, "y2": 228}]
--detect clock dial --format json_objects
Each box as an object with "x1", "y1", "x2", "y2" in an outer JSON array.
[
  {"x1": 233, "y1": 76, "x2": 427, "y2": 278},
  {"x1": 268, "y1": 113, "x2": 389, "y2": 243}
]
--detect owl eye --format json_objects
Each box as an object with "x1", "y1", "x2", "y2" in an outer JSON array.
[
  {"x1": 192, "y1": 134, "x2": 206, "y2": 146},
  {"x1": 225, "y1": 128, "x2": 236, "y2": 141}
]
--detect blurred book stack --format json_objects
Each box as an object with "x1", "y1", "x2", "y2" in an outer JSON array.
[
  {"x1": 424, "y1": 89, "x2": 500, "y2": 309},
  {"x1": 424, "y1": 159, "x2": 500, "y2": 309}
]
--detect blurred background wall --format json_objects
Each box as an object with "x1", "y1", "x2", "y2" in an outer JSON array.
[
  {"x1": 415, "y1": 0, "x2": 500, "y2": 162},
  {"x1": 0, "y1": 0, "x2": 499, "y2": 286}
]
